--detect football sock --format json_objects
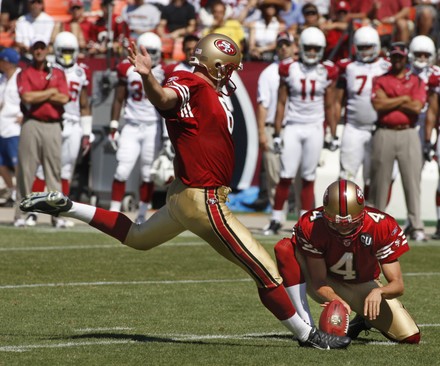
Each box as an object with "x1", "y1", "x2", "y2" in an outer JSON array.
[
  {"x1": 281, "y1": 313, "x2": 312, "y2": 341},
  {"x1": 285, "y1": 285, "x2": 314, "y2": 326}
]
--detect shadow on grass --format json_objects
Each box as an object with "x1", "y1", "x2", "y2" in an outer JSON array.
[{"x1": 60, "y1": 332, "x2": 295, "y2": 348}]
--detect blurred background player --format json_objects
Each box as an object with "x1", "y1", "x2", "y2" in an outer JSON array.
[
  {"x1": 0, "y1": 48, "x2": 22, "y2": 207},
  {"x1": 32, "y1": 31, "x2": 92, "y2": 228},
  {"x1": 274, "y1": 179, "x2": 421, "y2": 344},
  {"x1": 108, "y1": 32, "x2": 166, "y2": 224},
  {"x1": 265, "y1": 27, "x2": 339, "y2": 235},
  {"x1": 424, "y1": 55, "x2": 440, "y2": 239},
  {"x1": 244, "y1": 31, "x2": 296, "y2": 212},
  {"x1": 335, "y1": 26, "x2": 391, "y2": 200}
]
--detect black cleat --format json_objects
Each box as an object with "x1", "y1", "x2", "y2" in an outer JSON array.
[
  {"x1": 298, "y1": 327, "x2": 351, "y2": 350},
  {"x1": 263, "y1": 220, "x2": 282, "y2": 235},
  {"x1": 20, "y1": 191, "x2": 73, "y2": 217},
  {"x1": 347, "y1": 314, "x2": 371, "y2": 340}
]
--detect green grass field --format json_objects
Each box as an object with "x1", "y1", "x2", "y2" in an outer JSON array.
[{"x1": 0, "y1": 223, "x2": 439, "y2": 365}]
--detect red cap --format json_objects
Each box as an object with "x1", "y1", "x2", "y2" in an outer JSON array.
[{"x1": 336, "y1": 1, "x2": 350, "y2": 12}]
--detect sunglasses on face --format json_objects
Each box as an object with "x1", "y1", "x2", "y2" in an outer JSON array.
[
  {"x1": 29, "y1": 0, "x2": 43, "y2": 4},
  {"x1": 304, "y1": 11, "x2": 318, "y2": 16}
]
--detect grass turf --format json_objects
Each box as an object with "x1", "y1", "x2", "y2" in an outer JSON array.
[{"x1": 0, "y1": 224, "x2": 438, "y2": 365}]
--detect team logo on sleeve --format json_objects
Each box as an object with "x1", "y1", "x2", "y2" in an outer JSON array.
[
  {"x1": 214, "y1": 39, "x2": 237, "y2": 56},
  {"x1": 360, "y1": 233, "x2": 373, "y2": 247}
]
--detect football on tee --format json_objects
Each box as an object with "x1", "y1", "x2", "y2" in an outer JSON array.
[{"x1": 319, "y1": 299, "x2": 349, "y2": 336}]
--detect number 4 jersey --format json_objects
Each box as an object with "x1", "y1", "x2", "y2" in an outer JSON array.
[{"x1": 293, "y1": 206, "x2": 409, "y2": 283}]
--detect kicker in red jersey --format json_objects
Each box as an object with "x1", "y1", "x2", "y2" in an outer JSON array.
[{"x1": 159, "y1": 71, "x2": 235, "y2": 188}]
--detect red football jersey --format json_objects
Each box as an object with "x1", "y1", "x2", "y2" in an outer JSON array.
[
  {"x1": 159, "y1": 71, "x2": 235, "y2": 188},
  {"x1": 294, "y1": 206, "x2": 409, "y2": 283}
]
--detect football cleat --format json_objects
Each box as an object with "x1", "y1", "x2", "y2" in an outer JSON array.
[
  {"x1": 346, "y1": 314, "x2": 371, "y2": 340},
  {"x1": 298, "y1": 326, "x2": 351, "y2": 350},
  {"x1": 25, "y1": 213, "x2": 38, "y2": 227},
  {"x1": 20, "y1": 191, "x2": 72, "y2": 217},
  {"x1": 263, "y1": 220, "x2": 282, "y2": 235}
]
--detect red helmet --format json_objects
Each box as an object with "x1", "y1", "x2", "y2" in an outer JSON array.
[{"x1": 323, "y1": 179, "x2": 365, "y2": 236}]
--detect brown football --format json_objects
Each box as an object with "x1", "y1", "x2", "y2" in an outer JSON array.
[{"x1": 319, "y1": 299, "x2": 349, "y2": 336}]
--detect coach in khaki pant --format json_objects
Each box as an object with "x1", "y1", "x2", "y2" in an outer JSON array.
[
  {"x1": 370, "y1": 42, "x2": 426, "y2": 241},
  {"x1": 14, "y1": 37, "x2": 69, "y2": 227}
]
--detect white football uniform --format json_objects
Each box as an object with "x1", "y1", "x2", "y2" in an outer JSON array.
[
  {"x1": 337, "y1": 58, "x2": 390, "y2": 183},
  {"x1": 280, "y1": 60, "x2": 338, "y2": 180},
  {"x1": 36, "y1": 63, "x2": 90, "y2": 182},
  {"x1": 411, "y1": 64, "x2": 440, "y2": 143},
  {"x1": 0, "y1": 67, "x2": 22, "y2": 138},
  {"x1": 114, "y1": 60, "x2": 164, "y2": 182}
]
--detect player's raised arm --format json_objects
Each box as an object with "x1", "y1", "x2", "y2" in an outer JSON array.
[{"x1": 127, "y1": 42, "x2": 178, "y2": 111}]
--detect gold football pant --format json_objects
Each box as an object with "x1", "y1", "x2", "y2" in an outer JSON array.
[{"x1": 123, "y1": 178, "x2": 282, "y2": 288}]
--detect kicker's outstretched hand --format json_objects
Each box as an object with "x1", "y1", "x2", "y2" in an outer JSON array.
[{"x1": 128, "y1": 42, "x2": 152, "y2": 77}]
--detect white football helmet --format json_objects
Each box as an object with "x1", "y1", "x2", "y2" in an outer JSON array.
[
  {"x1": 53, "y1": 31, "x2": 79, "y2": 67},
  {"x1": 299, "y1": 27, "x2": 326, "y2": 65},
  {"x1": 409, "y1": 35, "x2": 436, "y2": 70},
  {"x1": 354, "y1": 26, "x2": 380, "y2": 63},
  {"x1": 137, "y1": 32, "x2": 162, "y2": 67}
]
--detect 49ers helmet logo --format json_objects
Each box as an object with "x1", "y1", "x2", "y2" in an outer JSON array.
[{"x1": 214, "y1": 39, "x2": 237, "y2": 56}]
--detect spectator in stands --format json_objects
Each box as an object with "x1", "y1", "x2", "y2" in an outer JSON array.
[
  {"x1": 369, "y1": 0, "x2": 412, "y2": 45},
  {"x1": 0, "y1": 48, "x2": 22, "y2": 206},
  {"x1": 156, "y1": 0, "x2": 197, "y2": 40},
  {"x1": 121, "y1": 0, "x2": 162, "y2": 40},
  {"x1": 164, "y1": 34, "x2": 199, "y2": 77},
  {"x1": 248, "y1": 0, "x2": 286, "y2": 61},
  {"x1": 322, "y1": 0, "x2": 351, "y2": 62},
  {"x1": 14, "y1": 0, "x2": 55, "y2": 56},
  {"x1": 297, "y1": 3, "x2": 322, "y2": 34},
  {"x1": 0, "y1": 0, "x2": 28, "y2": 33},
  {"x1": 278, "y1": 0, "x2": 306, "y2": 35},
  {"x1": 328, "y1": 0, "x2": 373, "y2": 25},
  {"x1": 89, "y1": 0, "x2": 130, "y2": 57},
  {"x1": 50, "y1": 0, "x2": 94, "y2": 56},
  {"x1": 202, "y1": 0, "x2": 246, "y2": 52},
  {"x1": 413, "y1": 0, "x2": 438, "y2": 38}
]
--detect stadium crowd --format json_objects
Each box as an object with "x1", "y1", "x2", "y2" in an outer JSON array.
[{"x1": 1, "y1": 0, "x2": 440, "y2": 241}]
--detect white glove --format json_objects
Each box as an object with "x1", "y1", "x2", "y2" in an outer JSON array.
[
  {"x1": 163, "y1": 138, "x2": 175, "y2": 159},
  {"x1": 108, "y1": 120, "x2": 120, "y2": 151},
  {"x1": 273, "y1": 136, "x2": 283, "y2": 155}
]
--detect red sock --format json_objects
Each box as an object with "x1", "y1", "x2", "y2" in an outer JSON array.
[
  {"x1": 436, "y1": 191, "x2": 440, "y2": 206},
  {"x1": 61, "y1": 179, "x2": 70, "y2": 196},
  {"x1": 300, "y1": 179, "x2": 314, "y2": 211},
  {"x1": 139, "y1": 181, "x2": 154, "y2": 203},
  {"x1": 274, "y1": 238, "x2": 305, "y2": 286},
  {"x1": 32, "y1": 177, "x2": 45, "y2": 192},
  {"x1": 90, "y1": 208, "x2": 133, "y2": 243},
  {"x1": 273, "y1": 178, "x2": 292, "y2": 210},
  {"x1": 258, "y1": 285, "x2": 296, "y2": 320},
  {"x1": 111, "y1": 180, "x2": 126, "y2": 202}
]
